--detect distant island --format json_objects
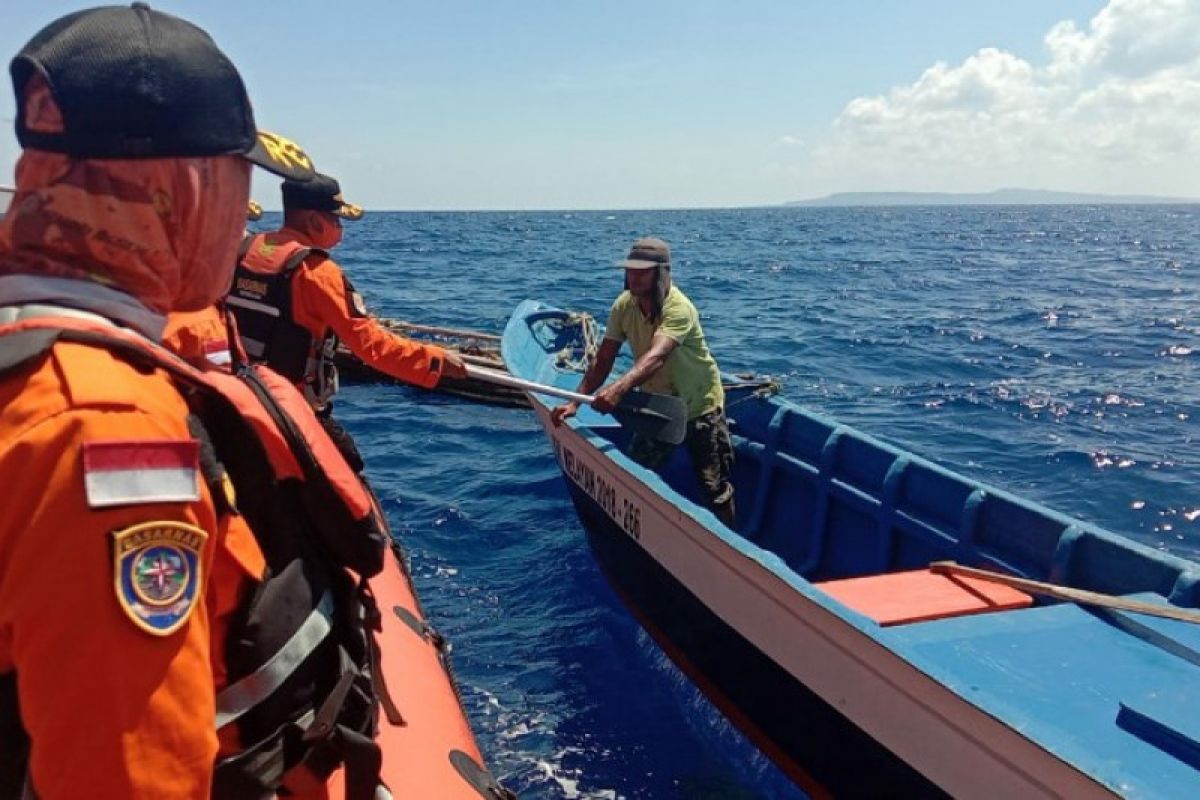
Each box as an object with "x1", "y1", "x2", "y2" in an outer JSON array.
[{"x1": 786, "y1": 188, "x2": 1198, "y2": 207}]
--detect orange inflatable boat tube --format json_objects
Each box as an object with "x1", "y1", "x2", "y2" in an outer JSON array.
[{"x1": 326, "y1": 544, "x2": 508, "y2": 799}]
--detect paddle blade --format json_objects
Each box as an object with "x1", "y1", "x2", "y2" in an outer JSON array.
[{"x1": 611, "y1": 391, "x2": 688, "y2": 445}]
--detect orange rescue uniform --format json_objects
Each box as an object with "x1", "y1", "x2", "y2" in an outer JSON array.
[
  {"x1": 163, "y1": 304, "x2": 236, "y2": 368},
  {"x1": 0, "y1": 320, "x2": 331, "y2": 798},
  {"x1": 238, "y1": 230, "x2": 448, "y2": 393},
  {"x1": 0, "y1": 338, "x2": 224, "y2": 798}
]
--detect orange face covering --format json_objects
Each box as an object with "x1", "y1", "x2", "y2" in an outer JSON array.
[
  {"x1": 284, "y1": 209, "x2": 343, "y2": 250},
  {"x1": 0, "y1": 76, "x2": 251, "y2": 314}
]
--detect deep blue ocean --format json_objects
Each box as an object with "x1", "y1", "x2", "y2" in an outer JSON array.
[{"x1": 259, "y1": 205, "x2": 1199, "y2": 799}]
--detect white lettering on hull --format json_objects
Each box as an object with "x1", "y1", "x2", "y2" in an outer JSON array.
[{"x1": 553, "y1": 434, "x2": 642, "y2": 540}]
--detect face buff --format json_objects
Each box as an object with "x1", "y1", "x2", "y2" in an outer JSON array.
[{"x1": 0, "y1": 75, "x2": 251, "y2": 314}]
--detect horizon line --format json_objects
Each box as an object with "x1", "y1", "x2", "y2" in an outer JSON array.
[{"x1": 252, "y1": 199, "x2": 1200, "y2": 214}]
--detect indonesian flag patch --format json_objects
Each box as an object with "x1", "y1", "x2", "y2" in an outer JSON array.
[
  {"x1": 202, "y1": 338, "x2": 232, "y2": 367},
  {"x1": 112, "y1": 521, "x2": 208, "y2": 636},
  {"x1": 83, "y1": 440, "x2": 200, "y2": 509}
]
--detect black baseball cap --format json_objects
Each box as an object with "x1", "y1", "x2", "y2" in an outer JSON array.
[
  {"x1": 281, "y1": 173, "x2": 365, "y2": 220},
  {"x1": 617, "y1": 237, "x2": 671, "y2": 269},
  {"x1": 9, "y1": 3, "x2": 314, "y2": 181}
]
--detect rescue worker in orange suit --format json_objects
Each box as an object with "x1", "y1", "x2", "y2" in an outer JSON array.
[
  {"x1": 162, "y1": 304, "x2": 239, "y2": 369},
  {"x1": 229, "y1": 173, "x2": 467, "y2": 469},
  {"x1": 0, "y1": 6, "x2": 315, "y2": 798}
]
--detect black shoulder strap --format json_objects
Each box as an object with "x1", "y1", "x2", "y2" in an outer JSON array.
[
  {"x1": 236, "y1": 233, "x2": 255, "y2": 264},
  {"x1": 238, "y1": 366, "x2": 385, "y2": 577},
  {"x1": 281, "y1": 247, "x2": 313, "y2": 274},
  {"x1": 0, "y1": 328, "x2": 62, "y2": 375},
  {"x1": 0, "y1": 672, "x2": 30, "y2": 800},
  {"x1": 282, "y1": 246, "x2": 329, "y2": 276},
  {"x1": 0, "y1": 326, "x2": 206, "y2": 400}
]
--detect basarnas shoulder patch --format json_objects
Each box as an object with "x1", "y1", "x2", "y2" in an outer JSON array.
[
  {"x1": 111, "y1": 521, "x2": 208, "y2": 636},
  {"x1": 344, "y1": 277, "x2": 369, "y2": 318}
]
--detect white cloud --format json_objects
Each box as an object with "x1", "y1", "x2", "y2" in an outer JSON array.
[
  {"x1": 777, "y1": 135, "x2": 804, "y2": 147},
  {"x1": 810, "y1": 0, "x2": 1200, "y2": 195}
]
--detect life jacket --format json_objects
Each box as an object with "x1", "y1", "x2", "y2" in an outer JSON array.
[
  {"x1": 228, "y1": 233, "x2": 339, "y2": 408},
  {"x1": 0, "y1": 316, "x2": 395, "y2": 799}
]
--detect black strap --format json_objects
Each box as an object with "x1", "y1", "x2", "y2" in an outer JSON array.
[
  {"x1": 391, "y1": 604, "x2": 446, "y2": 651},
  {"x1": 303, "y1": 669, "x2": 358, "y2": 744},
  {"x1": 0, "y1": 328, "x2": 62, "y2": 375},
  {"x1": 237, "y1": 365, "x2": 385, "y2": 577},
  {"x1": 449, "y1": 749, "x2": 517, "y2": 800},
  {"x1": 318, "y1": 414, "x2": 365, "y2": 474},
  {"x1": 211, "y1": 716, "x2": 296, "y2": 799},
  {"x1": 358, "y1": 585, "x2": 404, "y2": 727},
  {"x1": 280, "y1": 244, "x2": 329, "y2": 276},
  {"x1": 0, "y1": 672, "x2": 30, "y2": 800},
  {"x1": 237, "y1": 367, "x2": 323, "y2": 484},
  {"x1": 0, "y1": 327, "x2": 208, "y2": 406},
  {"x1": 221, "y1": 303, "x2": 249, "y2": 373},
  {"x1": 236, "y1": 233, "x2": 255, "y2": 263},
  {"x1": 281, "y1": 247, "x2": 314, "y2": 275},
  {"x1": 332, "y1": 726, "x2": 383, "y2": 800},
  {"x1": 187, "y1": 414, "x2": 236, "y2": 517},
  {"x1": 286, "y1": 715, "x2": 384, "y2": 800}
]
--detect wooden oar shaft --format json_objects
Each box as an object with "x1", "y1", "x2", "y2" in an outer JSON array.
[
  {"x1": 465, "y1": 363, "x2": 594, "y2": 404},
  {"x1": 930, "y1": 561, "x2": 1200, "y2": 624}
]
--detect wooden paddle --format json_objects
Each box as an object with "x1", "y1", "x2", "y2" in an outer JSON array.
[
  {"x1": 464, "y1": 364, "x2": 688, "y2": 445},
  {"x1": 930, "y1": 561, "x2": 1200, "y2": 624}
]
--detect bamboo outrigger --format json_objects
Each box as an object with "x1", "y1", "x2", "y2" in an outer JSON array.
[{"x1": 334, "y1": 315, "x2": 600, "y2": 407}]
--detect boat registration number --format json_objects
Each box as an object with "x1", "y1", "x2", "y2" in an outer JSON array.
[{"x1": 555, "y1": 438, "x2": 642, "y2": 540}]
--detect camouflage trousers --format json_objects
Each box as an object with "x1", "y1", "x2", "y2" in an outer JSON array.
[{"x1": 629, "y1": 407, "x2": 736, "y2": 526}]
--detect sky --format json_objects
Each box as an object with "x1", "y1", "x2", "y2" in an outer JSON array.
[{"x1": 1, "y1": 0, "x2": 1198, "y2": 210}]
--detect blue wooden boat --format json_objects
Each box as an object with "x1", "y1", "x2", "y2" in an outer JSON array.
[{"x1": 502, "y1": 299, "x2": 1200, "y2": 799}]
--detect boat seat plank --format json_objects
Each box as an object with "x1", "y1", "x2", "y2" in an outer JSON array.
[{"x1": 815, "y1": 568, "x2": 1033, "y2": 626}]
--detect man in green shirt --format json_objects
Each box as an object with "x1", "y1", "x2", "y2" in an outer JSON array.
[{"x1": 551, "y1": 237, "x2": 736, "y2": 527}]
